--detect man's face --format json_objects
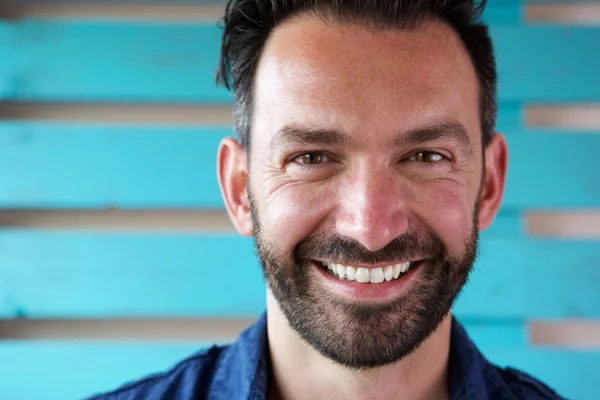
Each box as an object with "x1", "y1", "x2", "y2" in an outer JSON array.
[{"x1": 225, "y1": 14, "x2": 503, "y2": 369}]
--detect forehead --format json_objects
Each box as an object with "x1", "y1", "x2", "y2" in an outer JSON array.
[{"x1": 253, "y1": 14, "x2": 480, "y2": 148}]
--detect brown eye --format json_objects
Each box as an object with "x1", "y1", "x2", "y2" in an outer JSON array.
[
  {"x1": 411, "y1": 151, "x2": 444, "y2": 163},
  {"x1": 297, "y1": 153, "x2": 326, "y2": 165}
]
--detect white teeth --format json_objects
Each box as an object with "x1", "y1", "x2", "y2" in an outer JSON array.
[
  {"x1": 392, "y1": 264, "x2": 401, "y2": 279},
  {"x1": 384, "y1": 265, "x2": 394, "y2": 281},
  {"x1": 369, "y1": 267, "x2": 384, "y2": 283},
  {"x1": 346, "y1": 266, "x2": 356, "y2": 281},
  {"x1": 323, "y1": 261, "x2": 415, "y2": 283},
  {"x1": 401, "y1": 262, "x2": 410, "y2": 273},
  {"x1": 356, "y1": 267, "x2": 370, "y2": 283},
  {"x1": 336, "y1": 264, "x2": 346, "y2": 279}
]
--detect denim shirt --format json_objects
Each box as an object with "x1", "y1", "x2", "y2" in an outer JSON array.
[{"x1": 89, "y1": 314, "x2": 564, "y2": 400}]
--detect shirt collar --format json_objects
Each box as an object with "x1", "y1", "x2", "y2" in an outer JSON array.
[
  {"x1": 211, "y1": 313, "x2": 269, "y2": 400},
  {"x1": 219, "y1": 313, "x2": 516, "y2": 400},
  {"x1": 449, "y1": 316, "x2": 518, "y2": 400}
]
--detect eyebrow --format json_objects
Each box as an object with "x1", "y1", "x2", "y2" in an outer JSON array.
[
  {"x1": 270, "y1": 121, "x2": 472, "y2": 152},
  {"x1": 394, "y1": 122, "x2": 472, "y2": 153},
  {"x1": 270, "y1": 126, "x2": 350, "y2": 151}
]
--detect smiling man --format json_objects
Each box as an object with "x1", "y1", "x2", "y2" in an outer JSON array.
[{"x1": 91, "y1": 1, "x2": 565, "y2": 399}]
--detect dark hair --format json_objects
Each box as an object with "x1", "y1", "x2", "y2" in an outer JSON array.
[{"x1": 217, "y1": 0, "x2": 496, "y2": 150}]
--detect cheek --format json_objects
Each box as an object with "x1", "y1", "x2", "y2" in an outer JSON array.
[
  {"x1": 412, "y1": 181, "x2": 476, "y2": 254},
  {"x1": 254, "y1": 178, "x2": 334, "y2": 251}
]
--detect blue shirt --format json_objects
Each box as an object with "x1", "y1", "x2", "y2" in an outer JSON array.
[{"x1": 88, "y1": 314, "x2": 564, "y2": 400}]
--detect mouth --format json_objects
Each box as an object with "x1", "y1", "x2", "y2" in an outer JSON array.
[{"x1": 316, "y1": 260, "x2": 425, "y2": 284}]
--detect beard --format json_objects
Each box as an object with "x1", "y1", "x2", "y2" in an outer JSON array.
[{"x1": 249, "y1": 189, "x2": 479, "y2": 370}]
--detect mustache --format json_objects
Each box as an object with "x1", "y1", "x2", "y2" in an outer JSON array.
[{"x1": 294, "y1": 226, "x2": 446, "y2": 265}]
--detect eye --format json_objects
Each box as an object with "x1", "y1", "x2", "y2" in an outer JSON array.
[
  {"x1": 295, "y1": 152, "x2": 330, "y2": 165},
  {"x1": 409, "y1": 151, "x2": 445, "y2": 163}
]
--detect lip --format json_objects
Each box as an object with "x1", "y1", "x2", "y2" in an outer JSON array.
[
  {"x1": 314, "y1": 259, "x2": 424, "y2": 269},
  {"x1": 312, "y1": 259, "x2": 423, "y2": 301}
]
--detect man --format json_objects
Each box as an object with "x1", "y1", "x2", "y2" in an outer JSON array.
[{"x1": 91, "y1": 0, "x2": 564, "y2": 399}]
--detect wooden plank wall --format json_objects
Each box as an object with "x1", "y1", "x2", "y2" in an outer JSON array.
[{"x1": 0, "y1": 1, "x2": 599, "y2": 399}]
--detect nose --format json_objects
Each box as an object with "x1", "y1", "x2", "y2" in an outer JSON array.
[{"x1": 335, "y1": 167, "x2": 409, "y2": 252}]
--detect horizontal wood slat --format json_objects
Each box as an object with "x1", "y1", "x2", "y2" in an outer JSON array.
[
  {"x1": 1, "y1": 103, "x2": 598, "y2": 131},
  {"x1": 0, "y1": 317, "x2": 255, "y2": 340},
  {"x1": 0, "y1": 123, "x2": 597, "y2": 209},
  {"x1": 1, "y1": 340, "x2": 598, "y2": 400},
  {"x1": 0, "y1": 124, "x2": 227, "y2": 208},
  {"x1": 0, "y1": 102, "x2": 234, "y2": 125},
  {"x1": 481, "y1": 346, "x2": 600, "y2": 400},
  {"x1": 457, "y1": 237, "x2": 600, "y2": 318},
  {"x1": 0, "y1": 209, "x2": 237, "y2": 231},
  {"x1": 0, "y1": 231, "x2": 598, "y2": 319},
  {"x1": 526, "y1": 105, "x2": 600, "y2": 131},
  {"x1": 0, "y1": 233, "x2": 266, "y2": 318},
  {"x1": 1, "y1": 22, "x2": 599, "y2": 102},
  {"x1": 3, "y1": 210, "x2": 599, "y2": 239},
  {"x1": 0, "y1": 341, "x2": 209, "y2": 400},
  {"x1": 0, "y1": 2, "x2": 226, "y2": 21},
  {"x1": 527, "y1": 3, "x2": 600, "y2": 25},
  {"x1": 0, "y1": 1, "x2": 522, "y2": 25}
]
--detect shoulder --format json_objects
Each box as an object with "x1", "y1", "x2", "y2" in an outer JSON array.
[
  {"x1": 499, "y1": 366, "x2": 567, "y2": 400},
  {"x1": 85, "y1": 345, "x2": 225, "y2": 400}
]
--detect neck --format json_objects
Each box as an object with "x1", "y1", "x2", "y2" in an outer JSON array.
[{"x1": 265, "y1": 294, "x2": 451, "y2": 400}]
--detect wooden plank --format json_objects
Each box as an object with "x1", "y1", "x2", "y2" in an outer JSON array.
[
  {"x1": 0, "y1": 122, "x2": 598, "y2": 209},
  {"x1": 0, "y1": 22, "x2": 598, "y2": 102},
  {"x1": 482, "y1": 211, "x2": 525, "y2": 237},
  {"x1": 0, "y1": 232, "x2": 265, "y2": 318},
  {"x1": 492, "y1": 26, "x2": 600, "y2": 102},
  {"x1": 0, "y1": 0, "x2": 521, "y2": 25},
  {"x1": 484, "y1": 0, "x2": 523, "y2": 25},
  {"x1": 0, "y1": 21, "x2": 230, "y2": 102},
  {"x1": 455, "y1": 237, "x2": 600, "y2": 319},
  {"x1": 0, "y1": 340, "x2": 598, "y2": 400},
  {"x1": 0, "y1": 230, "x2": 598, "y2": 319},
  {"x1": 461, "y1": 318, "x2": 529, "y2": 348},
  {"x1": 481, "y1": 347, "x2": 600, "y2": 400},
  {"x1": 503, "y1": 130, "x2": 600, "y2": 209},
  {"x1": 0, "y1": 341, "x2": 208, "y2": 400},
  {"x1": 0, "y1": 123, "x2": 228, "y2": 208}
]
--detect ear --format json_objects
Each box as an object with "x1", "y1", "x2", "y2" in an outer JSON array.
[
  {"x1": 478, "y1": 133, "x2": 508, "y2": 231},
  {"x1": 217, "y1": 137, "x2": 253, "y2": 236}
]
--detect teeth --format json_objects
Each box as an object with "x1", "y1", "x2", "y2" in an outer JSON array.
[
  {"x1": 346, "y1": 266, "x2": 356, "y2": 281},
  {"x1": 356, "y1": 267, "x2": 370, "y2": 283},
  {"x1": 384, "y1": 265, "x2": 394, "y2": 281},
  {"x1": 401, "y1": 262, "x2": 410, "y2": 273},
  {"x1": 369, "y1": 267, "x2": 384, "y2": 283},
  {"x1": 323, "y1": 261, "x2": 416, "y2": 284},
  {"x1": 392, "y1": 264, "x2": 401, "y2": 279},
  {"x1": 336, "y1": 264, "x2": 346, "y2": 279}
]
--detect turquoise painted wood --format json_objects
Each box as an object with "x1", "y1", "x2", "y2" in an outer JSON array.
[
  {"x1": 0, "y1": 229, "x2": 598, "y2": 319},
  {"x1": 1, "y1": 21, "x2": 599, "y2": 102},
  {"x1": 0, "y1": 22, "x2": 230, "y2": 102},
  {"x1": 0, "y1": 122, "x2": 598, "y2": 209},
  {"x1": 0, "y1": 123, "x2": 228, "y2": 209},
  {"x1": 0, "y1": 3, "x2": 598, "y2": 399},
  {"x1": 456, "y1": 237, "x2": 600, "y2": 318},
  {"x1": 481, "y1": 347, "x2": 600, "y2": 400},
  {"x1": 1, "y1": 340, "x2": 599, "y2": 400},
  {"x1": 460, "y1": 318, "x2": 529, "y2": 348},
  {"x1": 0, "y1": 341, "x2": 207, "y2": 400},
  {"x1": 0, "y1": 233, "x2": 266, "y2": 318},
  {"x1": 483, "y1": 1, "x2": 523, "y2": 25}
]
